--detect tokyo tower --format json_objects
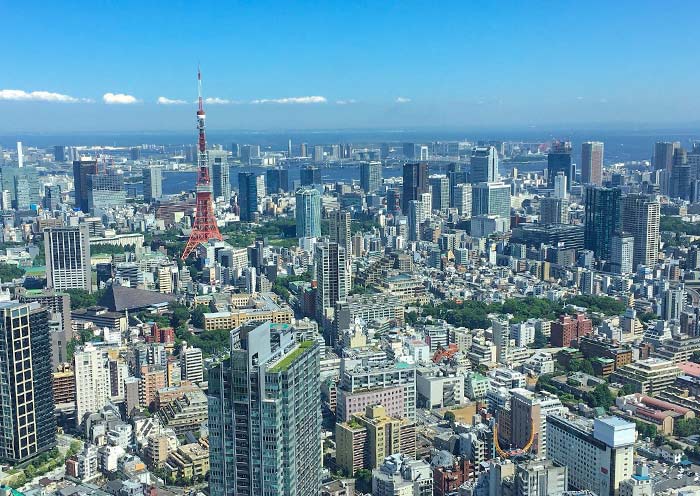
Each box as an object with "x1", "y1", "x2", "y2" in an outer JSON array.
[{"x1": 181, "y1": 68, "x2": 223, "y2": 259}]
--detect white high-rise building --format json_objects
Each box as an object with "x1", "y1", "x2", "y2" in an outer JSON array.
[
  {"x1": 453, "y1": 183, "x2": 472, "y2": 218},
  {"x1": 611, "y1": 233, "x2": 634, "y2": 274},
  {"x1": 407, "y1": 200, "x2": 426, "y2": 242},
  {"x1": 492, "y1": 316, "x2": 511, "y2": 364},
  {"x1": 180, "y1": 344, "x2": 204, "y2": 384},
  {"x1": 16, "y1": 141, "x2": 23, "y2": 168},
  {"x1": 547, "y1": 415, "x2": 635, "y2": 496},
  {"x1": 44, "y1": 225, "x2": 92, "y2": 293},
  {"x1": 74, "y1": 343, "x2": 112, "y2": 426},
  {"x1": 554, "y1": 171, "x2": 568, "y2": 199},
  {"x1": 622, "y1": 194, "x2": 660, "y2": 270}
]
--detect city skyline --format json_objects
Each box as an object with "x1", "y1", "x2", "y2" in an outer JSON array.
[{"x1": 2, "y1": 1, "x2": 700, "y2": 131}]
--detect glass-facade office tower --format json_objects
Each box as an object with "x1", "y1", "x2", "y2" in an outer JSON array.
[
  {"x1": 472, "y1": 182, "x2": 511, "y2": 219},
  {"x1": 300, "y1": 165, "x2": 321, "y2": 186},
  {"x1": 429, "y1": 175, "x2": 450, "y2": 212},
  {"x1": 72, "y1": 160, "x2": 98, "y2": 212},
  {"x1": 142, "y1": 166, "x2": 163, "y2": 203},
  {"x1": 402, "y1": 162, "x2": 429, "y2": 213},
  {"x1": 266, "y1": 168, "x2": 289, "y2": 194},
  {"x1": 653, "y1": 141, "x2": 679, "y2": 171},
  {"x1": 583, "y1": 186, "x2": 621, "y2": 260},
  {"x1": 209, "y1": 150, "x2": 231, "y2": 200},
  {"x1": 44, "y1": 225, "x2": 92, "y2": 293},
  {"x1": 360, "y1": 161, "x2": 382, "y2": 193},
  {"x1": 208, "y1": 322, "x2": 321, "y2": 496},
  {"x1": 238, "y1": 172, "x2": 265, "y2": 222},
  {"x1": 580, "y1": 141, "x2": 604, "y2": 186},
  {"x1": 470, "y1": 146, "x2": 499, "y2": 184},
  {"x1": 0, "y1": 302, "x2": 56, "y2": 464},
  {"x1": 87, "y1": 173, "x2": 126, "y2": 214},
  {"x1": 547, "y1": 141, "x2": 573, "y2": 192},
  {"x1": 295, "y1": 187, "x2": 321, "y2": 238}
]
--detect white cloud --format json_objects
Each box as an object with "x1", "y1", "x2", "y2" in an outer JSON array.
[
  {"x1": 157, "y1": 96, "x2": 187, "y2": 105},
  {"x1": 204, "y1": 97, "x2": 232, "y2": 104},
  {"x1": 395, "y1": 96, "x2": 411, "y2": 103},
  {"x1": 336, "y1": 99, "x2": 357, "y2": 105},
  {"x1": 0, "y1": 89, "x2": 87, "y2": 103},
  {"x1": 103, "y1": 92, "x2": 138, "y2": 104},
  {"x1": 251, "y1": 96, "x2": 327, "y2": 104}
]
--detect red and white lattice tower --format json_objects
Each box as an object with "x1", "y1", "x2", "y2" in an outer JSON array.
[{"x1": 181, "y1": 68, "x2": 223, "y2": 259}]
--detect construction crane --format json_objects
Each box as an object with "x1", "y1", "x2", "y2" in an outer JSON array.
[
  {"x1": 493, "y1": 418, "x2": 536, "y2": 458},
  {"x1": 432, "y1": 343, "x2": 459, "y2": 363}
]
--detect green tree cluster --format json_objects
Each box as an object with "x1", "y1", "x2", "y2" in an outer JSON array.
[
  {"x1": 661, "y1": 216, "x2": 700, "y2": 236},
  {"x1": 675, "y1": 418, "x2": 700, "y2": 438},
  {"x1": 586, "y1": 383, "x2": 615, "y2": 410},
  {"x1": 66, "y1": 288, "x2": 106, "y2": 310},
  {"x1": 0, "y1": 262, "x2": 25, "y2": 281}
]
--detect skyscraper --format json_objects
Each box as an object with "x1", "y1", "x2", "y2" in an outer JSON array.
[
  {"x1": 209, "y1": 150, "x2": 231, "y2": 200},
  {"x1": 621, "y1": 194, "x2": 660, "y2": 270},
  {"x1": 329, "y1": 209, "x2": 351, "y2": 253},
  {"x1": 429, "y1": 175, "x2": 450, "y2": 212},
  {"x1": 43, "y1": 185, "x2": 62, "y2": 210},
  {"x1": 653, "y1": 141, "x2": 679, "y2": 171},
  {"x1": 583, "y1": 186, "x2": 622, "y2": 260},
  {"x1": 300, "y1": 142, "x2": 308, "y2": 157},
  {"x1": 452, "y1": 183, "x2": 472, "y2": 218},
  {"x1": 313, "y1": 145, "x2": 325, "y2": 163},
  {"x1": 547, "y1": 141, "x2": 573, "y2": 192},
  {"x1": 142, "y1": 166, "x2": 163, "y2": 203},
  {"x1": 581, "y1": 141, "x2": 604, "y2": 186},
  {"x1": 238, "y1": 172, "x2": 265, "y2": 222},
  {"x1": 610, "y1": 233, "x2": 634, "y2": 275},
  {"x1": 240, "y1": 144, "x2": 260, "y2": 165},
  {"x1": 0, "y1": 301, "x2": 56, "y2": 464},
  {"x1": 265, "y1": 167, "x2": 289, "y2": 193},
  {"x1": 44, "y1": 225, "x2": 91, "y2": 293},
  {"x1": 360, "y1": 161, "x2": 382, "y2": 193},
  {"x1": 54, "y1": 145, "x2": 66, "y2": 162},
  {"x1": 470, "y1": 146, "x2": 499, "y2": 183},
  {"x1": 402, "y1": 162, "x2": 429, "y2": 213},
  {"x1": 73, "y1": 159, "x2": 98, "y2": 212},
  {"x1": 472, "y1": 182, "x2": 511, "y2": 219},
  {"x1": 300, "y1": 165, "x2": 321, "y2": 186},
  {"x1": 670, "y1": 147, "x2": 690, "y2": 200},
  {"x1": 539, "y1": 196, "x2": 569, "y2": 225},
  {"x1": 315, "y1": 241, "x2": 350, "y2": 326},
  {"x1": 296, "y1": 187, "x2": 322, "y2": 238},
  {"x1": 208, "y1": 322, "x2": 321, "y2": 496},
  {"x1": 407, "y1": 200, "x2": 426, "y2": 241},
  {"x1": 87, "y1": 173, "x2": 126, "y2": 214}
]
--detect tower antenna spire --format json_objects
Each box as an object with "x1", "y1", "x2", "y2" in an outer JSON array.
[{"x1": 181, "y1": 65, "x2": 223, "y2": 260}]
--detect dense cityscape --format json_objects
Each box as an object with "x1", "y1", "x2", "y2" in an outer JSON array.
[
  {"x1": 1, "y1": 81, "x2": 700, "y2": 496},
  {"x1": 2, "y1": 2, "x2": 700, "y2": 495}
]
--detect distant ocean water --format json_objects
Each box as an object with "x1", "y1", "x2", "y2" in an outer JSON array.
[{"x1": 3, "y1": 127, "x2": 699, "y2": 163}]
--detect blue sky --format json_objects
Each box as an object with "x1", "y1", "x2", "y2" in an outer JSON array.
[{"x1": 1, "y1": 0, "x2": 698, "y2": 132}]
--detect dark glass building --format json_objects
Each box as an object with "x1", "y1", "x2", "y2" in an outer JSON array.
[
  {"x1": 583, "y1": 186, "x2": 622, "y2": 260},
  {"x1": 547, "y1": 141, "x2": 573, "y2": 192},
  {"x1": 402, "y1": 162, "x2": 429, "y2": 213}
]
